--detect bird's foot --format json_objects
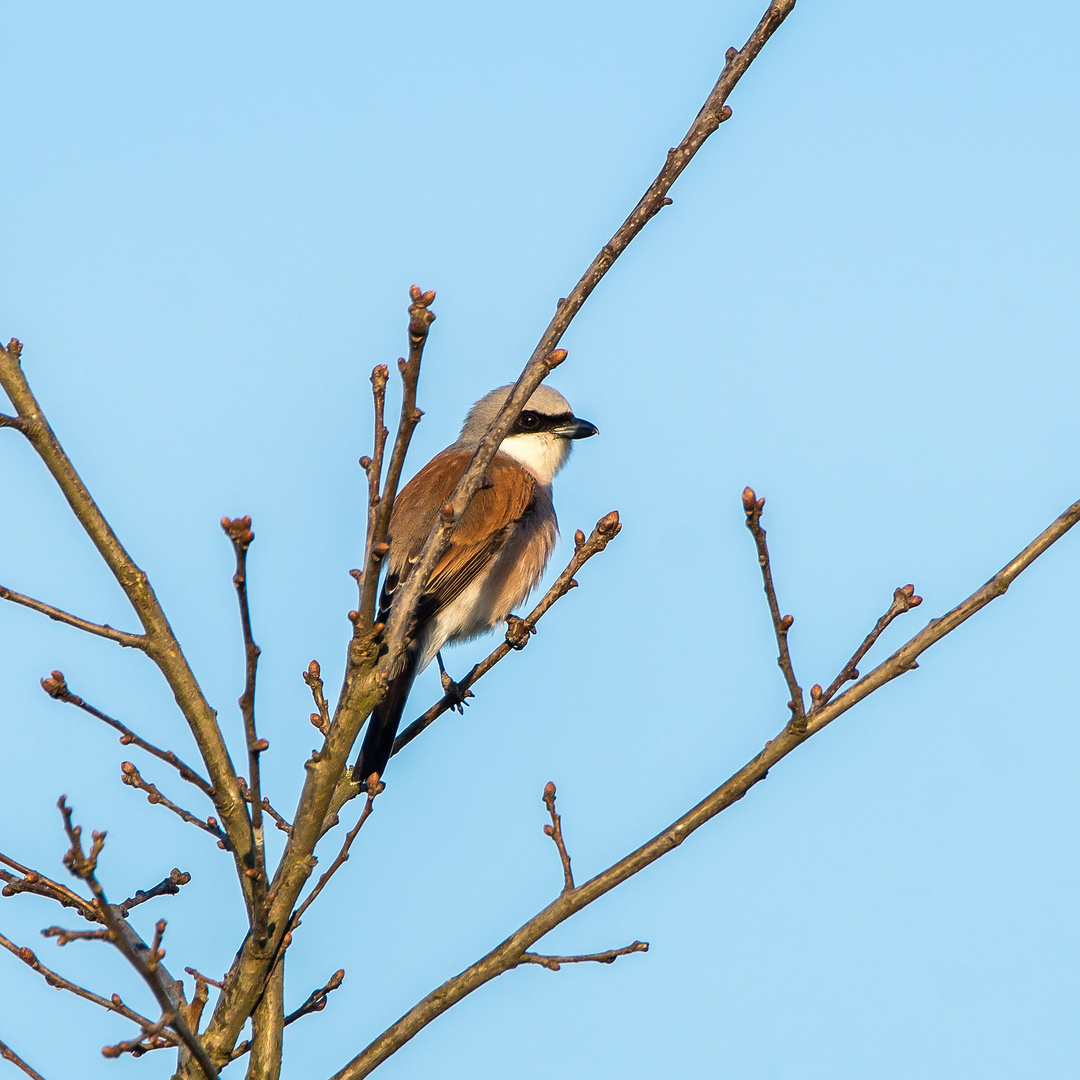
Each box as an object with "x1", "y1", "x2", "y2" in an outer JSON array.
[
  {"x1": 437, "y1": 651, "x2": 474, "y2": 714},
  {"x1": 504, "y1": 614, "x2": 535, "y2": 650}
]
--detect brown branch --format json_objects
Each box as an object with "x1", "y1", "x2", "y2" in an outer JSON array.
[
  {"x1": 41, "y1": 927, "x2": 111, "y2": 945},
  {"x1": 393, "y1": 510, "x2": 622, "y2": 754},
  {"x1": 284, "y1": 969, "x2": 345, "y2": 1026},
  {"x1": 39, "y1": 671, "x2": 214, "y2": 798},
  {"x1": 101, "y1": 1017, "x2": 174, "y2": 1060},
  {"x1": 328, "y1": 493, "x2": 1080, "y2": 1080},
  {"x1": 354, "y1": 365, "x2": 389, "y2": 613},
  {"x1": 379, "y1": 0, "x2": 798, "y2": 674},
  {"x1": 221, "y1": 516, "x2": 269, "y2": 949},
  {"x1": 541, "y1": 782, "x2": 574, "y2": 894},
  {"x1": 292, "y1": 789, "x2": 378, "y2": 927},
  {"x1": 235, "y1": 780, "x2": 291, "y2": 835},
  {"x1": 357, "y1": 288, "x2": 435, "y2": 631},
  {"x1": 119, "y1": 868, "x2": 192, "y2": 915},
  {"x1": 0, "y1": 585, "x2": 146, "y2": 649},
  {"x1": 742, "y1": 487, "x2": 805, "y2": 726},
  {"x1": 0, "y1": 1037, "x2": 48, "y2": 1080},
  {"x1": 518, "y1": 941, "x2": 649, "y2": 972},
  {"x1": 119, "y1": 762, "x2": 231, "y2": 849},
  {"x1": 303, "y1": 661, "x2": 331, "y2": 737},
  {"x1": 815, "y1": 585, "x2": 923, "y2": 707},
  {"x1": 57, "y1": 798, "x2": 219, "y2": 1079},
  {"x1": 0, "y1": 929, "x2": 158, "y2": 1030},
  {"x1": 1, "y1": 853, "x2": 97, "y2": 920},
  {"x1": 0, "y1": 411, "x2": 28, "y2": 432},
  {"x1": 0, "y1": 338, "x2": 254, "y2": 902}
]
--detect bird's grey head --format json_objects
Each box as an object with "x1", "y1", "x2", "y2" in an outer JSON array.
[{"x1": 456, "y1": 384, "x2": 598, "y2": 485}]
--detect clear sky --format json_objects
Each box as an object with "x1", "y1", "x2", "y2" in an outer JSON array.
[{"x1": 2, "y1": 1, "x2": 1079, "y2": 1077}]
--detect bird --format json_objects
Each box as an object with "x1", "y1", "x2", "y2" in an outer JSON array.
[{"x1": 352, "y1": 383, "x2": 598, "y2": 786}]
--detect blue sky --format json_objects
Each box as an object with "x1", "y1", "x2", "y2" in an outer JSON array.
[{"x1": 2, "y1": 1, "x2": 1079, "y2": 1077}]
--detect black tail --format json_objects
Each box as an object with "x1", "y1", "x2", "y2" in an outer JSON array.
[{"x1": 352, "y1": 648, "x2": 419, "y2": 786}]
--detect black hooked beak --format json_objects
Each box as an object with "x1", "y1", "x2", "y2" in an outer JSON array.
[{"x1": 555, "y1": 416, "x2": 599, "y2": 440}]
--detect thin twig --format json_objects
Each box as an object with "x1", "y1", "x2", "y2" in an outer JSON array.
[
  {"x1": 393, "y1": 511, "x2": 621, "y2": 754},
  {"x1": 303, "y1": 661, "x2": 331, "y2": 737},
  {"x1": 0, "y1": 853, "x2": 97, "y2": 920},
  {"x1": 742, "y1": 487, "x2": 805, "y2": 727},
  {"x1": 0, "y1": 1037, "x2": 48, "y2": 1080},
  {"x1": 328, "y1": 492, "x2": 1080, "y2": 1080},
  {"x1": 283, "y1": 970, "x2": 346, "y2": 1026},
  {"x1": 518, "y1": 941, "x2": 649, "y2": 972},
  {"x1": 0, "y1": 930, "x2": 158, "y2": 1030},
  {"x1": 357, "y1": 288, "x2": 435, "y2": 631},
  {"x1": 354, "y1": 365, "x2": 389, "y2": 609},
  {"x1": 293, "y1": 789, "x2": 378, "y2": 926},
  {"x1": 39, "y1": 671, "x2": 213, "y2": 798},
  {"x1": 815, "y1": 585, "x2": 923, "y2": 707},
  {"x1": 101, "y1": 1017, "x2": 173, "y2": 1060},
  {"x1": 119, "y1": 762, "x2": 231, "y2": 849},
  {"x1": 0, "y1": 585, "x2": 146, "y2": 649},
  {"x1": 541, "y1": 783, "x2": 574, "y2": 894},
  {"x1": 0, "y1": 338, "x2": 254, "y2": 895},
  {"x1": 119, "y1": 868, "x2": 193, "y2": 915},
  {"x1": 221, "y1": 516, "x2": 269, "y2": 948},
  {"x1": 57, "y1": 798, "x2": 219, "y2": 1079},
  {"x1": 40, "y1": 927, "x2": 111, "y2": 946}
]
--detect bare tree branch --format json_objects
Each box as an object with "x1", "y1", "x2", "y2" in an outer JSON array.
[
  {"x1": 57, "y1": 798, "x2": 219, "y2": 1079},
  {"x1": 1, "y1": 853, "x2": 97, "y2": 920},
  {"x1": 0, "y1": 585, "x2": 146, "y2": 649},
  {"x1": 354, "y1": 364, "x2": 389, "y2": 615},
  {"x1": 0, "y1": 337, "x2": 254, "y2": 897},
  {"x1": 518, "y1": 941, "x2": 649, "y2": 972},
  {"x1": 221, "y1": 516, "x2": 270, "y2": 949},
  {"x1": 328, "y1": 492, "x2": 1080, "y2": 1080},
  {"x1": 541, "y1": 783, "x2": 574, "y2": 895},
  {"x1": 0, "y1": 1036, "x2": 48, "y2": 1080},
  {"x1": 742, "y1": 487, "x2": 805, "y2": 725},
  {"x1": 393, "y1": 510, "x2": 622, "y2": 754},
  {"x1": 119, "y1": 868, "x2": 193, "y2": 915},
  {"x1": 284, "y1": 969, "x2": 345, "y2": 1026},
  {"x1": 39, "y1": 671, "x2": 214, "y2": 798},
  {"x1": 119, "y1": 761, "x2": 231, "y2": 849},
  {"x1": 303, "y1": 661, "x2": 331, "y2": 738}
]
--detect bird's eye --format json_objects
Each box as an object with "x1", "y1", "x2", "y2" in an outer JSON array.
[{"x1": 518, "y1": 412, "x2": 540, "y2": 431}]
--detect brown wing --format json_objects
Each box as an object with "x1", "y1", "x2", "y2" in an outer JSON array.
[{"x1": 381, "y1": 449, "x2": 536, "y2": 624}]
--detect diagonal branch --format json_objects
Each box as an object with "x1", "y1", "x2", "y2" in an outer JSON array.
[
  {"x1": 0, "y1": 338, "x2": 254, "y2": 899},
  {"x1": 518, "y1": 941, "x2": 649, "y2": 972},
  {"x1": 393, "y1": 510, "x2": 621, "y2": 754},
  {"x1": 39, "y1": 671, "x2": 213, "y2": 798},
  {"x1": 0, "y1": 1037, "x2": 48, "y2": 1080},
  {"x1": 119, "y1": 869, "x2": 193, "y2": 915},
  {"x1": 0, "y1": 585, "x2": 146, "y2": 649},
  {"x1": 329, "y1": 493, "x2": 1080, "y2": 1080},
  {"x1": 742, "y1": 487, "x2": 804, "y2": 725},
  {"x1": 1, "y1": 853, "x2": 97, "y2": 920},
  {"x1": 120, "y1": 762, "x2": 231, "y2": 849},
  {"x1": 379, "y1": 0, "x2": 799, "y2": 675},
  {"x1": 221, "y1": 516, "x2": 269, "y2": 948}
]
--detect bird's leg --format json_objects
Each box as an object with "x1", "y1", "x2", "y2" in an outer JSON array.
[
  {"x1": 437, "y1": 651, "x2": 474, "y2": 714},
  {"x1": 504, "y1": 614, "x2": 535, "y2": 650}
]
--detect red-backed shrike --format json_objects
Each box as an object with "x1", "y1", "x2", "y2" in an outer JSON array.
[{"x1": 353, "y1": 384, "x2": 598, "y2": 785}]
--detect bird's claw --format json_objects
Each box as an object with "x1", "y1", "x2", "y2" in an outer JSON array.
[
  {"x1": 504, "y1": 615, "x2": 534, "y2": 650},
  {"x1": 440, "y1": 669, "x2": 474, "y2": 714}
]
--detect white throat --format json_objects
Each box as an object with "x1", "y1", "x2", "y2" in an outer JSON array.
[{"x1": 498, "y1": 433, "x2": 570, "y2": 485}]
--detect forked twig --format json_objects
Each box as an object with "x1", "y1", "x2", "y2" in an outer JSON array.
[
  {"x1": 518, "y1": 941, "x2": 649, "y2": 972},
  {"x1": 119, "y1": 762, "x2": 230, "y2": 849}
]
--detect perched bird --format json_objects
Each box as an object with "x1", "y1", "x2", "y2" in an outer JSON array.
[{"x1": 353, "y1": 384, "x2": 598, "y2": 785}]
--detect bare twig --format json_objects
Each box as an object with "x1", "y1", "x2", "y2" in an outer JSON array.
[
  {"x1": 0, "y1": 1037, "x2": 48, "y2": 1080},
  {"x1": 357, "y1": 288, "x2": 435, "y2": 631},
  {"x1": 0, "y1": 930, "x2": 158, "y2": 1030},
  {"x1": 221, "y1": 516, "x2": 269, "y2": 948},
  {"x1": 815, "y1": 585, "x2": 923, "y2": 707},
  {"x1": 283, "y1": 969, "x2": 345, "y2": 1026},
  {"x1": 328, "y1": 493, "x2": 1080, "y2": 1080},
  {"x1": 119, "y1": 869, "x2": 193, "y2": 915},
  {"x1": 0, "y1": 337, "x2": 254, "y2": 904},
  {"x1": 355, "y1": 365, "x2": 389, "y2": 609},
  {"x1": 518, "y1": 941, "x2": 649, "y2": 972},
  {"x1": 541, "y1": 783, "x2": 574, "y2": 894},
  {"x1": 40, "y1": 927, "x2": 111, "y2": 946},
  {"x1": 0, "y1": 853, "x2": 97, "y2": 920},
  {"x1": 101, "y1": 1017, "x2": 173, "y2": 1060},
  {"x1": 742, "y1": 487, "x2": 805, "y2": 726},
  {"x1": 293, "y1": 789, "x2": 378, "y2": 926},
  {"x1": 303, "y1": 661, "x2": 331, "y2": 737},
  {"x1": 393, "y1": 510, "x2": 622, "y2": 754},
  {"x1": 119, "y1": 762, "x2": 231, "y2": 849},
  {"x1": 57, "y1": 798, "x2": 219, "y2": 1079},
  {"x1": 39, "y1": 671, "x2": 213, "y2": 798},
  {"x1": 0, "y1": 585, "x2": 146, "y2": 649}
]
